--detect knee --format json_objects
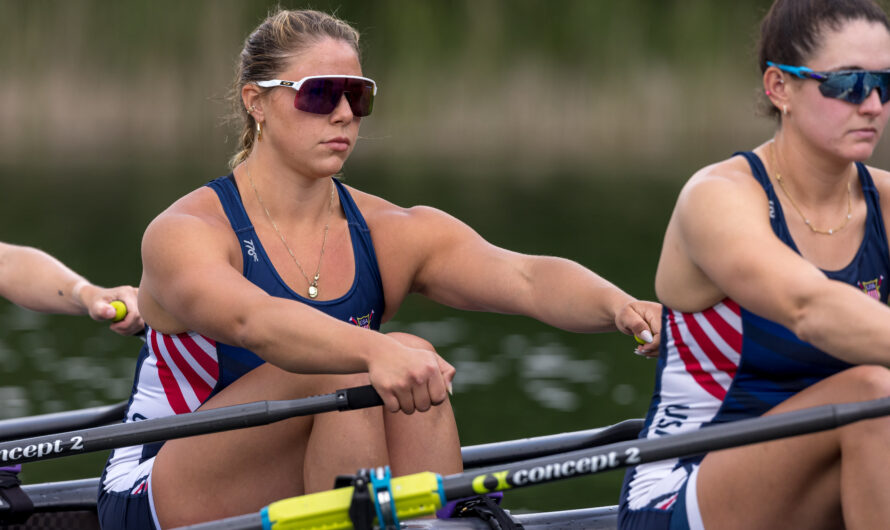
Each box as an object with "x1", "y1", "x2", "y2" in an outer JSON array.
[{"x1": 839, "y1": 365, "x2": 890, "y2": 401}]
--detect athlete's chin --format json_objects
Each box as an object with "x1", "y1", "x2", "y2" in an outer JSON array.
[
  {"x1": 311, "y1": 158, "x2": 348, "y2": 178},
  {"x1": 845, "y1": 141, "x2": 880, "y2": 162}
]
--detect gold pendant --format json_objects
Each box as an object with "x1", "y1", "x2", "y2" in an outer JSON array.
[{"x1": 308, "y1": 285, "x2": 319, "y2": 299}]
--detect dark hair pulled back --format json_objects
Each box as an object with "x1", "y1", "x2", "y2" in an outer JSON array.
[{"x1": 757, "y1": 0, "x2": 890, "y2": 119}]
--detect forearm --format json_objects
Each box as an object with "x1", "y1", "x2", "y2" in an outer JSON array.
[
  {"x1": 0, "y1": 244, "x2": 89, "y2": 314},
  {"x1": 523, "y1": 256, "x2": 635, "y2": 333},
  {"x1": 185, "y1": 293, "x2": 381, "y2": 374},
  {"x1": 790, "y1": 280, "x2": 890, "y2": 366}
]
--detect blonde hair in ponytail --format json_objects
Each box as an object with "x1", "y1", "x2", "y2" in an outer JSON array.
[{"x1": 228, "y1": 9, "x2": 361, "y2": 169}]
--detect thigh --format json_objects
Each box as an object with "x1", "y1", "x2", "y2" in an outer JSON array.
[
  {"x1": 151, "y1": 364, "x2": 360, "y2": 528},
  {"x1": 303, "y1": 375, "x2": 462, "y2": 492},
  {"x1": 383, "y1": 395, "x2": 462, "y2": 477},
  {"x1": 697, "y1": 365, "x2": 890, "y2": 530},
  {"x1": 303, "y1": 372, "x2": 389, "y2": 493}
]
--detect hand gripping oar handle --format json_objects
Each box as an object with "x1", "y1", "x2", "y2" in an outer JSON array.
[
  {"x1": 173, "y1": 396, "x2": 890, "y2": 530},
  {"x1": 0, "y1": 385, "x2": 382, "y2": 466}
]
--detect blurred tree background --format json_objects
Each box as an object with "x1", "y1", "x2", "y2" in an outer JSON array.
[{"x1": 2, "y1": 0, "x2": 820, "y2": 178}]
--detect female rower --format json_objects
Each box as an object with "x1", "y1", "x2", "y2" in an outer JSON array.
[
  {"x1": 0, "y1": 241, "x2": 141, "y2": 519},
  {"x1": 0, "y1": 241, "x2": 142, "y2": 334},
  {"x1": 98, "y1": 8, "x2": 660, "y2": 529},
  {"x1": 620, "y1": 0, "x2": 890, "y2": 528}
]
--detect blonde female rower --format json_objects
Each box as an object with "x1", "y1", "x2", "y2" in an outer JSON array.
[{"x1": 98, "y1": 9, "x2": 660, "y2": 529}]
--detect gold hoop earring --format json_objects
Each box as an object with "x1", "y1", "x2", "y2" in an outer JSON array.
[
  {"x1": 783, "y1": 105, "x2": 788, "y2": 116},
  {"x1": 256, "y1": 121, "x2": 263, "y2": 141}
]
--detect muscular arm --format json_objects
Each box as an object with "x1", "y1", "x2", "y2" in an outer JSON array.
[
  {"x1": 673, "y1": 171, "x2": 890, "y2": 366},
  {"x1": 140, "y1": 195, "x2": 451, "y2": 412},
  {"x1": 0, "y1": 242, "x2": 142, "y2": 334},
  {"x1": 376, "y1": 205, "x2": 659, "y2": 342}
]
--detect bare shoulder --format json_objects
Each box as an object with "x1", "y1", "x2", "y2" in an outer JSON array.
[
  {"x1": 142, "y1": 186, "x2": 236, "y2": 259},
  {"x1": 675, "y1": 154, "x2": 767, "y2": 218},
  {"x1": 867, "y1": 164, "x2": 890, "y2": 200},
  {"x1": 345, "y1": 183, "x2": 467, "y2": 237}
]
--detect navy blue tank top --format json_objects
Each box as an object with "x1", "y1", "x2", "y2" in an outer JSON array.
[
  {"x1": 720, "y1": 151, "x2": 890, "y2": 421},
  {"x1": 618, "y1": 153, "x2": 890, "y2": 526},
  {"x1": 206, "y1": 175, "x2": 385, "y2": 391}
]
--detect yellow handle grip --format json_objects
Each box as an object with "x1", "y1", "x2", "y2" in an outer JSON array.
[{"x1": 110, "y1": 300, "x2": 127, "y2": 322}]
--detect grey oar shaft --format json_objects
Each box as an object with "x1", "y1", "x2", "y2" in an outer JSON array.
[
  {"x1": 176, "y1": 513, "x2": 263, "y2": 530},
  {"x1": 441, "y1": 396, "x2": 890, "y2": 499},
  {"x1": 0, "y1": 386, "x2": 382, "y2": 466},
  {"x1": 174, "y1": 397, "x2": 890, "y2": 530}
]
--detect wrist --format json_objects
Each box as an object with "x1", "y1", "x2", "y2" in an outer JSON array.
[
  {"x1": 608, "y1": 292, "x2": 636, "y2": 323},
  {"x1": 71, "y1": 279, "x2": 90, "y2": 305},
  {"x1": 71, "y1": 279, "x2": 97, "y2": 313}
]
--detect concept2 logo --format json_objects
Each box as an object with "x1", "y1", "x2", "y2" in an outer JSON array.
[
  {"x1": 469, "y1": 448, "x2": 641, "y2": 493},
  {"x1": 0, "y1": 436, "x2": 84, "y2": 463}
]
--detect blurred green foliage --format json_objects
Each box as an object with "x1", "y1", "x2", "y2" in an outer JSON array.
[{"x1": 0, "y1": 0, "x2": 798, "y2": 177}]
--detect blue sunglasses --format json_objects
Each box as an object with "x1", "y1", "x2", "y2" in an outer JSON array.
[{"x1": 767, "y1": 61, "x2": 890, "y2": 104}]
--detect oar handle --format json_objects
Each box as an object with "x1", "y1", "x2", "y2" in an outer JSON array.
[
  {"x1": 0, "y1": 385, "x2": 383, "y2": 466},
  {"x1": 339, "y1": 385, "x2": 383, "y2": 410}
]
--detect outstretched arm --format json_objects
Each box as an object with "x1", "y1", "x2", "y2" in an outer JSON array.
[
  {"x1": 0, "y1": 242, "x2": 143, "y2": 334},
  {"x1": 389, "y1": 206, "x2": 661, "y2": 352}
]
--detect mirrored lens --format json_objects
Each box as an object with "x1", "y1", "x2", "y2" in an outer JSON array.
[
  {"x1": 343, "y1": 79, "x2": 375, "y2": 117},
  {"x1": 819, "y1": 71, "x2": 890, "y2": 104},
  {"x1": 295, "y1": 78, "x2": 341, "y2": 114},
  {"x1": 294, "y1": 77, "x2": 376, "y2": 117}
]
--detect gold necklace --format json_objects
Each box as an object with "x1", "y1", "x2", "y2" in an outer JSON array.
[
  {"x1": 246, "y1": 164, "x2": 335, "y2": 299},
  {"x1": 769, "y1": 142, "x2": 853, "y2": 235}
]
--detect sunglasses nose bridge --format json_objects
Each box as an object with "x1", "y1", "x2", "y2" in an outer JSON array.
[
  {"x1": 870, "y1": 75, "x2": 890, "y2": 104},
  {"x1": 867, "y1": 85, "x2": 889, "y2": 105},
  {"x1": 330, "y1": 91, "x2": 355, "y2": 118},
  {"x1": 857, "y1": 74, "x2": 886, "y2": 105}
]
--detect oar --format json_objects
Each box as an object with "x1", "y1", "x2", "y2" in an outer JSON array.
[
  {"x1": 0, "y1": 397, "x2": 644, "y2": 468},
  {"x1": 0, "y1": 402, "x2": 128, "y2": 442},
  {"x1": 174, "y1": 395, "x2": 890, "y2": 530},
  {"x1": 0, "y1": 421, "x2": 645, "y2": 523},
  {"x1": 0, "y1": 385, "x2": 382, "y2": 466}
]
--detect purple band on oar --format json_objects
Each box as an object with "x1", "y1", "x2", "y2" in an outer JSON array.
[{"x1": 0, "y1": 465, "x2": 21, "y2": 473}]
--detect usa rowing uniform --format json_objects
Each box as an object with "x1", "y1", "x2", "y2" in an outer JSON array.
[
  {"x1": 98, "y1": 175, "x2": 385, "y2": 530},
  {"x1": 618, "y1": 152, "x2": 890, "y2": 530}
]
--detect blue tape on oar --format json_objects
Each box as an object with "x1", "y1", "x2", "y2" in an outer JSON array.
[
  {"x1": 370, "y1": 466, "x2": 399, "y2": 529},
  {"x1": 260, "y1": 506, "x2": 272, "y2": 530}
]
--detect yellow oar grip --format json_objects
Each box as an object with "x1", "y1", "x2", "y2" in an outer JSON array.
[
  {"x1": 110, "y1": 300, "x2": 127, "y2": 322},
  {"x1": 264, "y1": 472, "x2": 443, "y2": 530}
]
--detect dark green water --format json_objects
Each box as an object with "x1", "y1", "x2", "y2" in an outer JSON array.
[{"x1": 0, "y1": 166, "x2": 681, "y2": 512}]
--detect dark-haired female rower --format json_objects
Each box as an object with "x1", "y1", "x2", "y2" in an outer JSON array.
[{"x1": 620, "y1": 0, "x2": 890, "y2": 528}]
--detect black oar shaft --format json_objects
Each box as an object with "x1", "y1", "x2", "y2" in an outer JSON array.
[
  {"x1": 441, "y1": 397, "x2": 890, "y2": 499},
  {"x1": 0, "y1": 385, "x2": 382, "y2": 466}
]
